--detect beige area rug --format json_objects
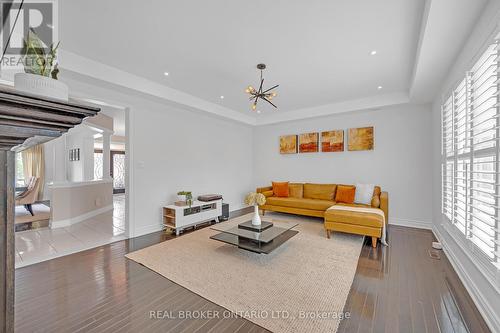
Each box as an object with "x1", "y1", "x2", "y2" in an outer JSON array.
[{"x1": 126, "y1": 213, "x2": 363, "y2": 333}]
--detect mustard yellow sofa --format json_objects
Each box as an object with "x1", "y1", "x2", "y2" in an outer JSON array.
[{"x1": 256, "y1": 183, "x2": 388, "y2": 247}]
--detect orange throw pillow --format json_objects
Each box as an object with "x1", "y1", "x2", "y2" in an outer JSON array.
[
  {"x1": 335, "y1": 185, "x2": 356, "y2": 204},
  {"x1": 272, "y1": 182, "x2": 289, "y2": 197}
]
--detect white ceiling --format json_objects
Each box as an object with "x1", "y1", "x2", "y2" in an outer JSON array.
[
  {"x1": 409, "y1": 0, "x2": 488, "y2": 102},
  {"x1": 59, "y1": 0, "x2": 424, "y2": 114},
  {"x1": 57, "y1": 0, "x2": 487, "y2": 122}
]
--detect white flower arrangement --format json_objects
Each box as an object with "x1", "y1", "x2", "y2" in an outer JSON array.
[{"x1": 244, "y1": 192, "x2": 266, "y2": 206}]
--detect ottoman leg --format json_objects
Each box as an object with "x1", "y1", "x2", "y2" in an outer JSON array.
[
  {"x1": 326, "y1": 229, "x2": 331, "y2": 239},
  {"x1": 371, "y1": 237, "x2": 378, "y2": 248}
]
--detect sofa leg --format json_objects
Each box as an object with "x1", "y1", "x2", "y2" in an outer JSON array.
[
  {"x1": 371, "y1": 237, "x2": 377, "y2": 248},
  {"x1": 326, "y1": 229, "x2": 331, "y2": 239}
]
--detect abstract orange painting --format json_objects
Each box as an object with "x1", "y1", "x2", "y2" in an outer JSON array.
[
  {"x1": 279, "y1": 135, "x2": 297, "y2": 154},
  {"x1": 298, "y1": 132, "x2": 319, "y2": 153},
  {"x1": 321, "y1": 130, "x2": 344, "y2": 152},
  {"x1": 348, "y1": 127, "x2": 374, "y2": 151}
]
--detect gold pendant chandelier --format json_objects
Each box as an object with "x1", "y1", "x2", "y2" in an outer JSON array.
[{"x1": 245, "y1": 63, "x2": 279, "y2": 111}]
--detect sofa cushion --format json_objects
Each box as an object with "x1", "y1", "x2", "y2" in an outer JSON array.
[
  {"x1": 303, "y1": 183, "x2": 336, "y2": 200},
  {"x1": 371, "y1": 186, "x2": 381, "y2": 208},
  {"x1": 272, "y1": 182, "x2": 289, "y2": 197},
  {"x1": 265, "y1": 197, "x2": 335, "y2": 211},
  {"x1": 335, "y1": 185, "x2": 356, "y2": 203},
  {"x1": 354, "y1": 184, "x2": 375, "y2": 205},
  {"x1": 288, "y1": 183, "x2": 304, "y2": 198},
  {"x1": 325, "y1": 207, "x2": 384, "y2": 228}
]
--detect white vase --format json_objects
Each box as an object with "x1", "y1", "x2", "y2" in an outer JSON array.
[
  {"x1": 252, "y1": 205, "x2": 261, "y2": 226},
  {"x1": 14, "y1": 73, "x2": 69, "y2": 101}
]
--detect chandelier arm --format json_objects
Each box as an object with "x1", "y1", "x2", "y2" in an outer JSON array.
[
  {"x1": 262, "y1": 84, "x2": 280, "y2": 94},
  {"x1": 262, "y1": 97, "x2": 277, "y2": 108},
  {"x1": 246, "y1": 64, "x2": 278, "y2": 110}
]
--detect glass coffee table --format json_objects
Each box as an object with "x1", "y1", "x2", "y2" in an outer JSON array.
[{"x1": 210, "y1": 220, "x2": 299, "y2": 254}]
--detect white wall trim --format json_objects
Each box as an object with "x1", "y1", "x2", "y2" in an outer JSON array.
[
  {"x1": 390, "y1": 217, "x2": 433, "y2": 230},
  {"x1": 256, "y1": 92, "x2": 410, "y2": 125},
  {"x1": 134, "y1": 223, "x2": 163, "y2": 238},
  {"x1": 50, "y1": 204, "x2": 114, "y2": 229},
  {"x1": 48, "y1": 178, "x2": 113, "y2": 189},
  {"x1": 432, "y1": 225, "x2": 500, "y2": 332},
  {"x1": 438, "y1": 219, "x2": 500, "y2": 293}
]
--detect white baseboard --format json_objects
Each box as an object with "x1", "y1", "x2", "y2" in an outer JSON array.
[
  {"x1": 432, "y1": 226, "x2": 500, "y2": 332},
  {"x1": 51, "y1": 204, "x2": 114, "y2": 228},
  {"x1": 133, "y1": 223, "x2": 163, "y2": 237},
  {"x1": 390, "y1": 217, "x2": 433, "y2": 230}
]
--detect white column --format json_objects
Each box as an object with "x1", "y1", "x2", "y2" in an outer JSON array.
[{"x1": 103, "y1": 131, "x2": 112, "y2": 180}]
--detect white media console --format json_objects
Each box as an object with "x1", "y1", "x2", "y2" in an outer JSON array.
[{"x1": 163, "y1": 199, "x2": 223, "y2": 236}]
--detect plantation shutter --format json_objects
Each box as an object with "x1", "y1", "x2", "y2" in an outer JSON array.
[
  {"x1": 441, "y1": 39, "x2": 500, "y2": 263},
  {"x1": 468, "y1": 42, "x2": 499, "y2": 259}
]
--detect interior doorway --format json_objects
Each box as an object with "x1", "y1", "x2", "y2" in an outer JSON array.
[{"x1": 14, "y1": 103, "x2": 130, "y2": 268}]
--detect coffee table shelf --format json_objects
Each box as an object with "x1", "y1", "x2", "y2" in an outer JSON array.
[{"x1": 210, "y1": 220, "x2": 298, "y2": 254}]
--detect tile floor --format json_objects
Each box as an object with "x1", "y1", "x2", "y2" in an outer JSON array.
[{"x1": 15, "y1": 194, "x2": 127, "y2": 268}]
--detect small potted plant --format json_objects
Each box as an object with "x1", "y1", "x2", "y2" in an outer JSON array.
[
  {"x1": 177, "y1": 191, "x2": 193, "y2": 207},
  {"x1": 14, "y1": 28, "x2": 68, "y2": 101},
  {"x1": 244, "y1": 192, "x2": 266, "y2": 226}
]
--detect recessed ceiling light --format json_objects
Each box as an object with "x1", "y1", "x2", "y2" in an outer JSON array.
[
  {"x1": 370, "y1": 50, "x2": 377, "y2": 55},
  {"x1": 377, "y1": 86, "x2": 383, "y2": 90},
  {"x1": 164, "y1": 72, "x2": 169, "y2": 76},
  {"x1": 257, "y1": 110, "x2": 261, "y2": 114},
  {"x1": 220, "y1": 95, "x2": 224, "y2": 99}
]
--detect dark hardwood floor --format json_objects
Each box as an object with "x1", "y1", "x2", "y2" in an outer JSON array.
[
  {"x1": 15, "y1": 223, "x2": 490, "y2": 333},
  {"x1": 338, "y1": 225, "x2": 490, "y2": 333}
]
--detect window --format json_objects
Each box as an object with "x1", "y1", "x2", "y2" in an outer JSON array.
[
  {"x1": 94, "y1": 150, "x2": 103, "y2": 180},
  {"x1": 15, "y1": 153, "x2": 25, "y2": 187},
  {"x1": 441, "y1": 40, "x2": 499, "y2": 264}
]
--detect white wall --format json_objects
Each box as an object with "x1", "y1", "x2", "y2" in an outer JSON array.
[
  {"x1": 253, "y1": 104, "x2": 433, "y2": 228},
  {"x1": 44, "y1": 124, "x2": 98, "y2": 194},
  {"x1": 60, "y1": 72, "x2": 254, "y2": 237},
  {"x1": 43, "y1": 136, "x2": 68, "y2": 200},
  {"x1": 65, "y1": 126, "x2": 96, "y2": 182},
  {"x1": 431, "y1": 1, "x2": 500, "y2": 331}
]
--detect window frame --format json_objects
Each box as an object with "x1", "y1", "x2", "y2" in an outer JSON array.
[{"x1": 441, "y1": 39, "x2": 500, "y2": 267}]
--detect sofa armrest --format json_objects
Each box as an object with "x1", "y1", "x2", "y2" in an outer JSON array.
[
  {"x1": 380, "y1": 191, "x2": 389, "y2": 223},
  {"x1": 256, "y1": 186, "x2": 273, "y2": 193},
  {"x1": 261, "y1": 190, "x2": 274, "y2": 198}
]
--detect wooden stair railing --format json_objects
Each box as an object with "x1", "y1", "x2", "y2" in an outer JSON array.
[{"x1": 0, "y1": 87, "x2": 100, "y2": 333}]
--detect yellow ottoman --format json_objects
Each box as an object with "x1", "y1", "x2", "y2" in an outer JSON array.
[{"x1": 324, "y1": 207, "x2": 385, "y2": 247}]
